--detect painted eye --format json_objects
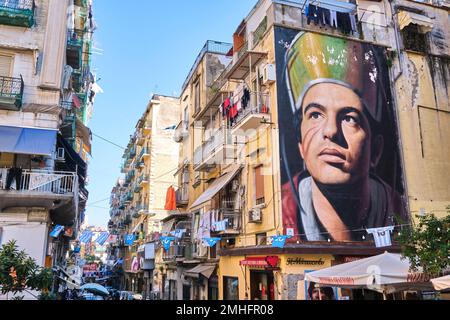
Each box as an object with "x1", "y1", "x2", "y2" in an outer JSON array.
[
  {"x1": 309, "y1": 112, "x2": 322, "y2": 120},
  {"x1": 343, "y1": 115, "x2": 358, "y2": 124}
]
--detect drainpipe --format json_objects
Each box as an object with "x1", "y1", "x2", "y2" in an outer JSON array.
[
  {"x1": 389, "y1": 1, "x2": 404, "y2": 82},
  {"x1": 387, "y1": 0, "x2": 412, "y2": 222}
]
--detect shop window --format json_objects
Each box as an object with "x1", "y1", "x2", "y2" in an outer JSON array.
[
  {"x1": 402, "y1": 24, "x2": 428, "y2": 53},
  {"x1": 254, "y1": 165, "x2": 265, "y2": 206},
  {"x1": 223, "y1": 276, "x2": 239, "y2": 300}
]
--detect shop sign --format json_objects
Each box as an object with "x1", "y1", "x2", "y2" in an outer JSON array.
[
  {"x1": 286, "y1": 257, "x2": 325, "y2": 266},
  {"x1": 239, "y1": 256, "x2": 279, "y2": 269}
]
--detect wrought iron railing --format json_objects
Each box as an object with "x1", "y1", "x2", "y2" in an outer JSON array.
[
  {"x1": 229, "y1": 92, "x2": 270, "y2": 129},
  {"x1": 0, "y1": 75, "x2": 24, "y2": 108},
  {"x1": 211, "y1": 209, "x2": 241, "y2": 233},
  {"x1": 0, "y1": 0, "x2": 34, "y2": 10},
  {"x1": 181, "y1": 40, "x2": 232, "y2": 92},
  {"x1": 0, "y1": 169, "x2": 75, "y2": 195},
  {"x1": 176, "y1": 184, "x2": 189, "y2": 205},
  {"x1": 67, "y1": 29, "x2": 86, "y2": 47}
]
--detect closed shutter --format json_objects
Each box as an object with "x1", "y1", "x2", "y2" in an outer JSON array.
[
  {"x1": 255, "y1": 165, "x2": 265, "y2": 205},
  {"x1": 0, "y1": 55, "x2": 13, "y2": 77}
]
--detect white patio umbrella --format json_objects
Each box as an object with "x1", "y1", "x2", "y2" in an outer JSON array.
[
  {"x1": 305, "y1": 252, "x2": 433, "y2": 296},
  {"x1": 431, "y1": 275, "x2": 450, "y2": 291}
]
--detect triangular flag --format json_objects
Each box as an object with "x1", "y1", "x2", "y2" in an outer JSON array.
[
  {"x1": 160, "y1": 236, "x2": 176, "y2": 251},
  {"x1": 202, "y1": 238, "x2": 221, "y2": 247},
  {"x1": 271, "y1": 235, "x2": 290, "y2": 248},
  {"x1": 50, "y1": 225, "x2": 64, "y2": 238}
]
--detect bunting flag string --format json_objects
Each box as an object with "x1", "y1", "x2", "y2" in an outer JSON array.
[
  {"x1": 50, "y1": 225, "x2": 65, "y2": 238},
  {"x1": 160, "y1": 236, "x2": 176, "y2": 251},
  {"x1": 79, "y1": 231, "x2": 93, "y2": 243},
  {"x1": 271, "y1": 235, "x2": 291, "y2": 248},
  {"x1": 170, "y1": 229, "x2": 187, "y2": 239},
  {"x1": 124, "y1": 234, "x2": 136, "y2": 246},
  {"x1": 96, "y1": 231, "x2": 110, "y2": 246},
  {"x1": 202, "y1": 238, "x2": 221, "y2": 247}
]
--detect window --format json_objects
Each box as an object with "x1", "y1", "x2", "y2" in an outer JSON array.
[
  {"x1": 223, "y1": 276, "x2": 239, "y2": 300},
  {"x1": 183, "y1": 106, "x2": 189, "y2": 130},
  {"x1": 194, "y1": 80, "x2": 200, "y2": 115},
  {"x1": 254, "y1": 165, "x2": 265, "y2": 206},
  {"x1": 402, "y1": 24, "x2": 428, "y2": 53},
  {"x1": 0, "y1": 54, "x2": 13, "y2": 77},
  {"x1": 256, "y1": 232, "x2": 267, "y2": 246}
]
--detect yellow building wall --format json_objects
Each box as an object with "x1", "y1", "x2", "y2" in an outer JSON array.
[
  {"x1": 218, "y1": 254, "x2": 334, "y2": 300},
  {"x1": 396, "y1": 52, "x2": 450, "y2": 220}
]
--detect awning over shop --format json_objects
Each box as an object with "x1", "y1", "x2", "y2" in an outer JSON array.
[
  {"x1": 190, "y1": 165, "x2": 242, "y2": 208},
  {"x1": 184, "y1": 264, "x2": 216, "y2": 279},
  {"x1": 431, "y1": 275, "x2": 450, "y2": 291},
  {"x1": 398, "y1": 10, "x2": 433, "y2": 33},
  {"x1": 304, "y1": 252, "x2": 434, "y2": 295},
  {"x1": 0, "y1": 125, "x2": 57, "y2": 156}
]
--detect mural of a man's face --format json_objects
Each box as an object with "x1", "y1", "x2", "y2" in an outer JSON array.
[{"x1": 298, "y1": 83, "x2": 381, "y2": 185}]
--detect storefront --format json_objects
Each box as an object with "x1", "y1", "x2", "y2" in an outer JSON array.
[{"x1": 219, "y1": 254, "x2": 335, "y2": 300}]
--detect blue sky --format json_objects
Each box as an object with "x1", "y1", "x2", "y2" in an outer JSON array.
[{"x1": 87, "y1": 0, "x2": 257, "y2": 227}]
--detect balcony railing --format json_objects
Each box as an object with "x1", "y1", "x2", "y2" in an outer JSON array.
[
  {"x1": 175, "y1": 184, "x2": 189, "y2": 207},
  {"x1": 139, "y1": 147, "x2": 150, "y2": 161},
  {"x1": 0, "y1": 0, "x2": 35, "y2": 27},
  {"x1": 211, "y1": 209, "x2": 241, "y2": 234},
  {"x1": 0, "y1": 169, "x2": 75, "y2": 195},
  {"x1": 0, "y1": 75, "x2": 24, "y2": 111},
  {"x1": 229, "y1": 92, "x2": 270, "y2": 134},
  {"x1": 193, "y1": 127, "x2": 236, "y2": 171},
  {"x1": 162, "y1": 244, "x2": 186, "y2": 261}
]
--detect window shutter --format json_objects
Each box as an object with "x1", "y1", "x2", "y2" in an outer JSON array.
[
  {"x1": 0, "y1": 55, "x2": 13, "y2": 77},
  {"x1": 255, "y1": 165, "x2": 265, "y2": 203}
]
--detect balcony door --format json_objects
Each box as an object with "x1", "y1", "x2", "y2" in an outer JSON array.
[
  {"x1": 0, "y1": 54, "x2": 13, "y2": 94},
  {"x1": 0, "y1": 54, "x2": 13, "y2": 77}
]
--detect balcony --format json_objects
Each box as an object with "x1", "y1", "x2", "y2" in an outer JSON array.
[
  {"x1": 136, "y1": 203, "x2": 149, "y2": 215},
  {"x1": 175, "y1": 184, "x2": 189, "y2": 207},
  {"x1": 66, "y1": 29, "x2": 86, "y2": 70},
  {"x1": 162, "y1": 244, "x2": 188, "y2": 262},
  {"x1": 142, "y1": 125, "x2": 151, "y2": 136},
  {"x1": 173, "y1": 121, "x2": 188, "y2": 143},
  {"x1": 139, "y1": 147, "x2": 150, "y2": 161},
  {"x1": 0, "y1": 0, "x2": 34, "y2": 28},
  {"x1": 138, "y1": 174, "x2": 149, "y2": 187},
  {"x1": 193, "y1": 128, "x2": 236, "y2": 172},
  {"x1": 136, "y1": 133, "x2": 145, "y2": 146},
  {"x1": 230, "y1": 92, "x2": 271, "y2": 136},
  {"x1": 0, "y1": 169, "x2": 76, "y2": 211},
  {"x1": 0, "y1": 75, "x2": 24, "y2": 111},
  {"x1": 225, "y1": 41, "x2": 267, "y2": 80},
  {"x1": 211, "y1": 209, "x2": 241, "y2": 236}
]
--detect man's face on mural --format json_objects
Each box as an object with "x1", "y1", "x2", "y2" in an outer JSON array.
[{"x1": 298, "y1": 83, "x2": 381, "y2": 185}]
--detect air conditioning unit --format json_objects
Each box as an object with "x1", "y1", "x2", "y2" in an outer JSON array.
[
  {"x1": 249, "y1": 207, "x2": 262, "y2": 223},
  {"x1": 55, "y1": 148, "x2": 65, "y2": 161},
  {"x1": 262, "y1": 63, "x2": 276, "y2": 85}
]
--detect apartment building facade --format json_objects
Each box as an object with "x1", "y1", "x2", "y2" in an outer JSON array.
[
  {"x1": 0, "y1": 0, "x2": 98, "y2": 298},
  {"x1": 107, "y1": 94, "x2": 180, "y2": 299},
  {"x1": 166, "y1": 0, "x2": 449, "y2": 301}
]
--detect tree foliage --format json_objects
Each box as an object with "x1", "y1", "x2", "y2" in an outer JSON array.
[
  {"x1": 0, "y1": 240, "x2": 53, "y2": 298},
  {"x1": 398, "y1": 210, "x2": 450, "y2": 277}
]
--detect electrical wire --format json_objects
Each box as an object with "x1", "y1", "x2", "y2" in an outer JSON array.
[{"x1": 92, "y1": 132, "x2": 126, "y2": 150}]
